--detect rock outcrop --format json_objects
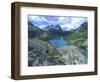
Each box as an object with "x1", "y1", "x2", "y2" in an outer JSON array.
[{"x1": 57, "y1": 45, "x2": 87, "y2": 65}]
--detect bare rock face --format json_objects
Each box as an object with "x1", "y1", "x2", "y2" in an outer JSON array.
[{"x1": 57, "y1": 45, "x2": 87, "y2": 65}]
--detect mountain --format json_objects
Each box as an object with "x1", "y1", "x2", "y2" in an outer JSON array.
[
  {"x1": 64, "y1": 22, "x2": 88, "y2": 49},
  {"x1": 43, "y1": 24, "x2": 63, "y2": 34},
  {"x1": 28, "y1": 21, "x2": 44, "y2": 38},
  {"x1": 77, "y1": 22, "x2": 88, "y2": 32},
  {"x1": 28, "y1": 21, "x2": 33, "y2": 27},
  {"x1": 43, "y1": 24, "x2": 77, "y2": 36}
]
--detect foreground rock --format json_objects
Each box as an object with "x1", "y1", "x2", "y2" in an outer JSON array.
[
  {"x1": 28, "y1": 38, "x2": 65, "y2": 66},
  {"x1": 57, "y1": 45, "x2": 87, "y2": 65}
]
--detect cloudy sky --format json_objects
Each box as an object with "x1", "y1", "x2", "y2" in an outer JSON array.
[{"x1": 28, "y1": 15, "x2": 87, "y2": 31}]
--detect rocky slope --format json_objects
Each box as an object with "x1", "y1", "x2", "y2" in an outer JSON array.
[
  {"x1": 43, "y1": 24, "x2": 63, "y2": 33},
  {"x1": 28, "y1": 38, "x2": 66, "y2": 66},
  {"x1": 57, "y1": 45, "x2": 87, "y2": 65},
  {"x1": 64, "y1": 22, "x2": 88, "y2": 49}
]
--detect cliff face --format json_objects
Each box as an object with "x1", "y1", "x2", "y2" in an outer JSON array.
[{"x1": 57, "y1": 45, "x2": 87, "y2": 65}]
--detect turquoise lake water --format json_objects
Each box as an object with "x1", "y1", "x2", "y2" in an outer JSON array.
[{"x1": 48, "y1": 37, "x2": 68, "y2": 48}]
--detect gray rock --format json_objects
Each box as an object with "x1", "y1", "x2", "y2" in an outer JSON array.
[{"x1": 57, "y1": 45, "x2": 87, "y2": 65}]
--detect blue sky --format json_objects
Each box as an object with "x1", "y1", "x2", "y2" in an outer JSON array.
[{"x1": 28, "y1": 15, "x2": 87, "y2": 31}]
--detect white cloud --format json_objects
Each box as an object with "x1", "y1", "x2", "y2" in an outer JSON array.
[
  {"x1": 28, "y1": 16, "x2": 87, "y2": 31},
  {"x1": 60, "y1": 17, "x2": 87, "y2": 31}
]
